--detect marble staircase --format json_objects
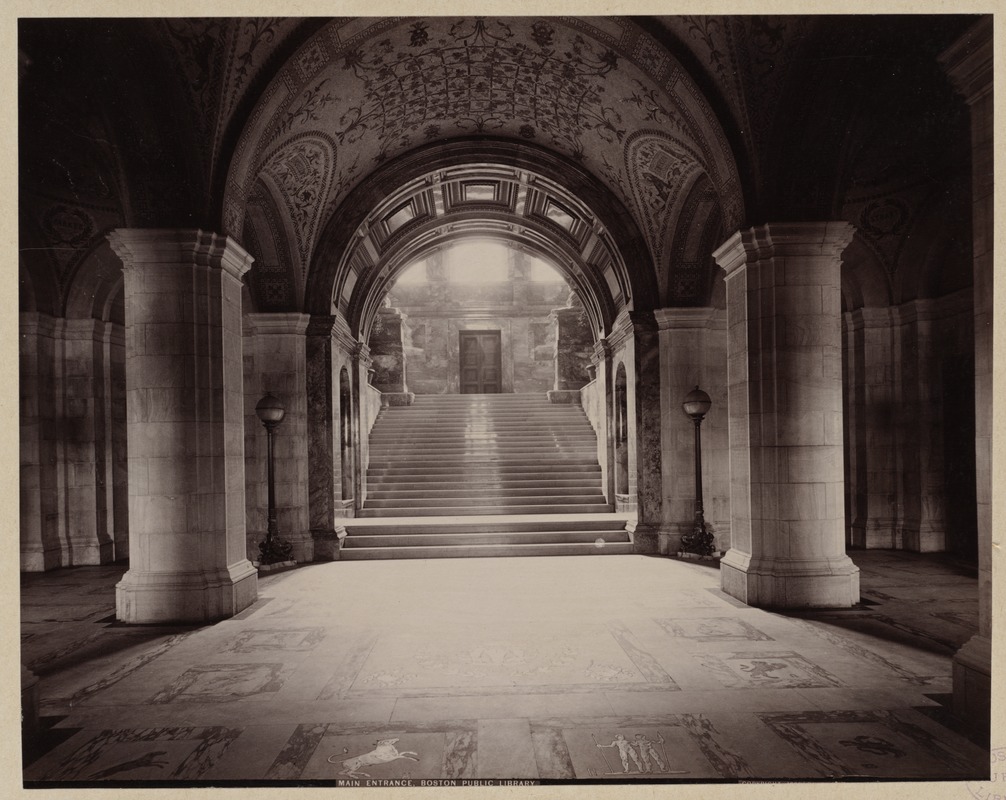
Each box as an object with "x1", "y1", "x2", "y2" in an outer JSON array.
[{"x1": 345, "y1": 393, "x2": 629, "y2": 559}]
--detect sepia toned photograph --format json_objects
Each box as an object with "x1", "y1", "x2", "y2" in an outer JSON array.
[{"x1": 15, "y1": 9, "x2": 995, "y2": 791}]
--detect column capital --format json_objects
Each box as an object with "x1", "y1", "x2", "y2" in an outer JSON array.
[
  {"x1": 608, "y1": 309, "x2": 658, "y2": 350},
  {"x1": 353, "y1": 341, "x2": 373, "y2": 368},
  {"x1": 244, "y1": 312, "x2": 311, "y2": 337},
  {"x1": 939, "y1": 16, "x2": 993, "y2": 105},
  {"x1": 306, "y1": 313, "x2": 357, "y2": 352},
  {"x1": 591, "y1": 337, "x2": 612, "y2": 364},
  {"x1": 846, "y1": 306, "x2": 895, "y2": 331},
  {"x1": 107, "y1": 228, "x2": 254, "y2": 282},
  {"x1": 713, "y1": 222, "x2": 855, "y2": 276},
  {"x1": 306, "y1": 314, "x2": 337, "y2": 337},
  {"x1": 653, "y1": 306, "x2": 724, "y2": 331}
]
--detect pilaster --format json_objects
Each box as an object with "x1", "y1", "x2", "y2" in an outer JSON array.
[
  {"x1": 654, "y1": 307, "x2": 729, "y2": 555},
  {"x1": 940, "y1": 16, "x2": 993, "y2": 738},
  {"x1": 608, "y1": 310, "x2": 662, "y2": 553},
  {"x1": 244, "y1": 313, "x2": 312, "y2": 562}
]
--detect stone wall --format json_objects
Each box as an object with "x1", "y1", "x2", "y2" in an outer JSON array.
[
  {"x1": 243, "y1": 314, "x2": 311, "y2": 562},
  {"x1": 655, "y1": 308, "x2": 730, "y2": 555},
  {"x1": 842, "y1": 289, "x2": 975, "y2": 553},
  {"x1": 386, "y1": 260, "x2": 571, "y2": 395},
  {"x1": 20, "y1": 313, "x2": 127, "y2": 571}
]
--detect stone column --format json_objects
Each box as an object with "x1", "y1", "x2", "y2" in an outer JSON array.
[
  {"x1": 714, "y1": 222, "x2": 860, "y2": 608},
  {"x1": 107, "y1": 229, "x2": 256, "y2": 623},
  {"x1": 62, "y1": 318, "x2": 118, "y2": 565},
  {"x1": 585, "y1": 337, "x2": 614, "y2": 502},
  {"x1": 940, "y1": 16, "x2": 992, "y2": 736},
  {"x1": 19, "y1": 314, "x2": 123, "y2": 569},
  {"x1": 609, "y1": 310, "x2": 662, "y2": 553},
  {"x1": 245, "y1": 313, "x2": 312, "y2": 562},
  {"x1": 369, "y1": 305, "x2": 414, "y2": 405},
  {"x1": 843, "y1": 307, "x2": 900, "y2": 549},
  {"x1": 896, "y1": 300, "x2": 946, "y2": 552},
  {"x1": 20, "y1": 313, "x2": 63, "y2": 571},
  {"x1": 352, "y1": 342, "x2": 374, "y2": 508},
  {"x1": 550, "y1": 304, "x2": 593, "y2": 397},
  {"x1": 307, "y1": 316, "x2": 340, "y2": 543},
  {"x1": 654, "y1": 307, "x2": 729, "y2": 556}
]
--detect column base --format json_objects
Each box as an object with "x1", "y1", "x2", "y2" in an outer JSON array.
[
  {"x1": 850, "y1": 518, "x2": 901, "y2": 549},
  {"x1": 115, "y1": 561, "x2": 258, "y2": 623},
  {"x1": 902, "y1": 522, "x2": 946, "y2": 553},
  {"x1": 20, "y1": 547, "x2": 63, "y2": 572},
  {"x1": 657, "y1": 523, "x2": 686, "y2": 556},
  {"x1": 627, "y1": 521, "x2": 659, "y2": 554},
  {"x1": 287, "y1": 531, "x2": 315, "y2": 563},
  {"x1": 313, "y1": 526, "x2": 348, "y2": 561},
  {"x1": 952, "y1": 634, "x2": 991, "y2": 742},
  {"x1": 720, "y1": 550, "x2": 860, "y2": 608},
  {"x1": 68, "y1": 540, "x2": 116, "y2": 565}
]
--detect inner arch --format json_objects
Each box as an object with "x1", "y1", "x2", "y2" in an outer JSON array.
[{"x1": 306, "y1": 142, "x2": 656, "y2": 343}]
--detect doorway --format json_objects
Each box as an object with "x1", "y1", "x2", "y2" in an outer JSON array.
[{"x1": 459, "y1": 331, "x2": 502, "y2": 393}]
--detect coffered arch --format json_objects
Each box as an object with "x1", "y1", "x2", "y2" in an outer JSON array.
[{"x1": 304, "y1": 139, "x2": 658, "y2": 336}]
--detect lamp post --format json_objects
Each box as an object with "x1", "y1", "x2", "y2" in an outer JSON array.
[
  {"x1": 681, "y1": 386, "x2": 714, "y2": 556},
  {"x1": 255, "y1": 393, "x2": 293, "y2": 565}
]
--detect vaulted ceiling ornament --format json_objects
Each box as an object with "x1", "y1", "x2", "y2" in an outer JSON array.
[
  {"x1": 225, "y1": 17, "x2": 744, "y2": 279},
  {"x1": 259, "y1": 134, "x2": 337, "y2": 273},
  {"x1": 625, "y1": 132, "x2": 706, "y2": 269}
]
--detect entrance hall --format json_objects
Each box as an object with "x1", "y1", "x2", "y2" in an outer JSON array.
[{"x1": 17, "y1": 14, "x2": 995, "y2": 787}]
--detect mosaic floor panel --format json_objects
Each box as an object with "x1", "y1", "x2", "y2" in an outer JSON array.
[{"x1": 20, "y1": 552, "x2": 988, "y2": 785}]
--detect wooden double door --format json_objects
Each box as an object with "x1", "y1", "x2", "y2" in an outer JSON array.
[{"x1": 459, "y1": 330, "x2": 502, "y2": 394}]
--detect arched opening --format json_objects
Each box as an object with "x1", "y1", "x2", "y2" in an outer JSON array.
[{"x1": 371, "y1": 239, "x2": 580, "y2": 396}]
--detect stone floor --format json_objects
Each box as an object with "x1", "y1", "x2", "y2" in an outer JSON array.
[{"x1": 20, "y1": 550, "x2": 987, "y2": 785}]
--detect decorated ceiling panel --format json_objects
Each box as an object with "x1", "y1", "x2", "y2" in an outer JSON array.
[{"x1": 225, "y1": 16, "x2": 744, "y2": 280}]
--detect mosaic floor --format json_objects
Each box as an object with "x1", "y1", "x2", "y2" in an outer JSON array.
[{"x1": 20, "y1": 551, "x2": 987, "y2": 784}]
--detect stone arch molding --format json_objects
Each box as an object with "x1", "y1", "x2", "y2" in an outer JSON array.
[
  {"x1": 333, "y1": 164, "x2": 636, "y2": 343},
  {"x1": 222, "y1": 16, "x2": 744, "y2": 306}
]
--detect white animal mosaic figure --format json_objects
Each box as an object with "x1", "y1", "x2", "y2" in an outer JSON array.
[{"x1": 329, "y1": 738, "x2": 419, "y2": 779}]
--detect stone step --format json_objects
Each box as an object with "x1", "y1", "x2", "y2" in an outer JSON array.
[
  {"x1": 372, "y1": 456, "x2": 599, "y2": 468},
  {"x1": 360, "y1": 392, "x2": 609, "y2": 534},
  {"x1": 370, "y1": 434, "x2": 595, "y2": 446},
  {"x1": 369, "y1": 429, "x2": 597, "y2": 439},
  {"x1": 358, "y1": 501, "x2": 613, "y2": 517},
  {"x1": 339, "y1": 541, "x2": 634, "y2": 560},
  {"x1": 363, "y1": 493, "x2": 608, "y2": 509},
  {"x1": 385, "y1": 397, "x2": 576, "y2": 403},
  {"x1": 367, "y1": 485, "x2": 603, "y2": 500},
  {"x1": 342, "y1": 529, "x2": 631, "y2": 548},
  {"x1": 368, "y1": 448, "x2": 599, "y2": 459},
  {"x1": 367, "y1": 477, "x2": 603, "y2": 491},
  {"x1": 345, "y1": 518, "x2": 628, "y2": 535},
  {"x1": 367, "y1": 470, "x2": 601, "y2": 485}
]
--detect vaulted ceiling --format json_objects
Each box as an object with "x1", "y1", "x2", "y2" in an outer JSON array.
[{"x1": 18, "y1": 15, "x2": 977, "y2": 322}]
